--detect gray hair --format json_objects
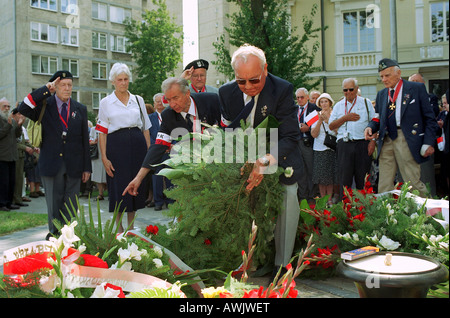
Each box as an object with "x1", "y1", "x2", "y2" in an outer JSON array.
[
  {"x1": 231, "y1": 44, "x2": 266, "y2": 71},
  {"x1": 0, "y1": 97, "x2": 8, "y2": 103},
  {"x1": 153, "y1": 93, "x2": 165, "y2": 102},
  {"x1": 161, "y1": 77, "x2": 189, "y2": 94},
  {"x1": 295, "y1": 88, "x2": 309, "y2": 96},
  {"x1": 109, "y1": 63, "x2": 132, "y2": 82},
  {"x1": 342, "y1": 78, "x2": 358, "y2": 88}
]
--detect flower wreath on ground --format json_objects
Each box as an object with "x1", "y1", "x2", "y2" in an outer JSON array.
[
  {"x1": 296, "y1": 177, "x2": 449, "y2": 279},
  {"x1": 149, "y1": 118, "x2": 293, "y2": 280},
  {"x1": 0, "y1": 202, "x2": 206, "y2": 298}
]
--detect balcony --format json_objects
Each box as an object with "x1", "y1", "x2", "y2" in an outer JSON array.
[{"x1": 336, "y1": 52, "x2": 382, "y2": 71}]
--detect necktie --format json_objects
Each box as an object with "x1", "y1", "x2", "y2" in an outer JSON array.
[
  {"x1": 61, "y1": 102, "x2": 68, "y2": 131},
  {"x1": 228, "y1": 96, "x2": 255, "y2": 128},
  {"x1": 386, "y1": 89, "x2": 397, "y2": 140},
  {"x1": 299, "y1": 107, "x2": 304, "y2": 123},
  {"x1": 185, "y1": 113, "x2": 193, "y2": 132}
]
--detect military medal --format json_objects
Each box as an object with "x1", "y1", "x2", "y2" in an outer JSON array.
[
  {"x1": 388, "y1": 79, "x2": 403, "y2": 111},
  {"x1": 261, "y1": 105, "x2": 267, "y2": 117}
]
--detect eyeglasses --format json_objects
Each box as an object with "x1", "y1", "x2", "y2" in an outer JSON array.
[
  {"x1": 343, "y1": 88, "x2": 355, "y2": 92},
  {"x1": 296, "y1": 96, "x2": 306, "y2": 99},
  {"x1": 235, "y1": 73, "x2": 263, "y2": 85}
]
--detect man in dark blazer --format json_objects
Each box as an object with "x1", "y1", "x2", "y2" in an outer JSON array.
[
  {"x1": 219, "y1": 44, "x2": 302, "y2": 274},
  {"x1": 123, "y1": 77, "x2": 220, "y2": 196},
  {"x1": 18, "y1": 70, "x2": 91, "y2": 238},
  {"x1": 295, "y1": 88, "x2": 321, "y2": 202},
  {"x1": 148, "y1": 93, "x2": 172, "y2": 210},
  {"x1": 364, "y1": 59, "x2": 438, "y2": 196}
]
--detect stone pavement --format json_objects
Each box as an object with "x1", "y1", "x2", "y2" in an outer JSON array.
[{"x1": 0, "y1": 194, "x2": 359, "y2": 298}]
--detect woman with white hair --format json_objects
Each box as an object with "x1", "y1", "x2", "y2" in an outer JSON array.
[
  {"x1": 310, "y1": 93, "x2": 337, "y2": 205},
  {"x1": 95, "y1": 63, "x2": 151, "y2": 232}
]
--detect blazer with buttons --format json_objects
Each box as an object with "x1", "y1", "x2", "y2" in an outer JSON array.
[
  {"x1": 368, "y1": 80, "x2": 439, "y2": 164},
  {"x1": 18, "y1": 85, "x2": 91, "y2": 178},
  {"x1": 219, "y1": 73, "x2": 302, "y2": 185}
]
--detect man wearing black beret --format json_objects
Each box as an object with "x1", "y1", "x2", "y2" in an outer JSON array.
[
  {"x1": 181, "y1": 59, "x2": 218, "y2": 94},
  {"x1": 18, "y1": 70, "x2": 91, "y2": 239},
  {"x1": 364, "y1": 59, "x2": 438, "y2": 196}
]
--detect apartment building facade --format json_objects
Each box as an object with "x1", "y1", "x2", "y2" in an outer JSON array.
[{"x1": 1, "y1": 0, "x2": 448, "y2": 112}]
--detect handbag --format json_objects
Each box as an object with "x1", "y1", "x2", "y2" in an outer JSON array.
[
  {"x1": 27, "y1": 99, "x2": 47, "y2": 148},
  {"x1": 322, "y1": 123, "x2": 337, "y2": 150},
  {"x1": 90, "y1": 143, "x2": 99, "y2": 159}
]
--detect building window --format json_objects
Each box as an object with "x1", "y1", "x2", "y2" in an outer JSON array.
[
  {"x1": 92, "y1": 62, "x2": 108, "y2": 80},
  {"x1": 62, "y1": 58, "x2": 79, "y2": 77},
  {"x1": 32, "y1": 55, "x2": 58, "y2": 75},
  {"x1": 61, "y1": 27, "x2": 79, "y2": 46},
  {"x1": 92, "y1": 2, "x2": 107, "y2": 21},
  {"x1": 31, "y1": 0, "x2": 56, "y2": 11},
  {"x1": 61, "y1": 0, "x2": 78, "y2": 14},
  {"x1": 92, "y1": 32, "x2": 107, "y2": 50},
  {"x1": 31, "y1": 22, "x2": 58, "y2": 43},
  {"x1": 110, "y1": 5, "x2": 131, "y2": 24},
  {"x1": 92, "y1": 92, "x2": 107, "y2": 109},
  {"x1": 110, "y1": 34, "x2": 129, "y2": 53},
  {"x1": 343, "y1": 10, "x2": 375, "y2": 53},
  {"x1": 431, "y1": 2, "x2": 449, "y2": 42}
]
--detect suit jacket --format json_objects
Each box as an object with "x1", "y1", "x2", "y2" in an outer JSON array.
[
  {"x1": 148, "y1": 112, "x2": 161, "y2": 145},
  {"x1": 298, "y1": 101, "x2": 321, "y2": 144},
  {"x1": 219, "y1": 73, "x2": 302, "y2": 185},
  {"x1": 368, "y1": 80, "x2": 439, "y2": 164},
  {"x1": 141, "y1": 92, "x2": 221, "y2": 169},
  {"x1": 18, "y1": 86, "x2": 91, "y2": 178}
]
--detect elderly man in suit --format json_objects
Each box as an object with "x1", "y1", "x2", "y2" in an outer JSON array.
[
  {"x1": 364, "y1": 59, "x2": 438, "y2": 196},
  {"x1": 219, "y1": 44, "x2": 302, "y2": 275},
  {"x1": 123, "y1": 77, "x2": 221, "y2": 196},
  {"x1": 296, "y1": 87, "x2": 321, "y2": 202},
  {"x1": 19, "y1": 70, "x2": 91, "y2": 239}
]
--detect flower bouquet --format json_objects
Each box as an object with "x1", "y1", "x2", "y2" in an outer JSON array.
[
  {"x1": 0, "y1": 199, "x2": 208, "y2": 298},
  {"x1": 297, "y1": 178, "x2": 449, "y2": 278},
  {"x1": 151, "y1": 118, "x2": 291, "y2": 278}
]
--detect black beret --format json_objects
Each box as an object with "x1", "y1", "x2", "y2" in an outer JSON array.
[
  {"x1": 49, "y1": 70, "x2": 73, "y2": 82},
  {"x1": 378, "y1": 58, "x2": 399, "y2": 72},
  {"x1": 184, "y1": 59, "x2": 209, "y2": 71}
]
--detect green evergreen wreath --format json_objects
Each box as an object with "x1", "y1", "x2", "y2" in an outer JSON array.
[{"x1": 152, "y1": 118, "x2": 286, "y2": 274}]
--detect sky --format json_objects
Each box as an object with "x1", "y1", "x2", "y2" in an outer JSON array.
[{"x1": 182, "y1": 0, "x2": 199, "y2": 67}]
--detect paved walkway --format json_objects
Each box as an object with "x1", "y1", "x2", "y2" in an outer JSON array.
[{"x1": 0, "y1": 194, "x2": 359, "y2": 298}]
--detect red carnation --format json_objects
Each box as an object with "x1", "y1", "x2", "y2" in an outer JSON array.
[
  {"x1": 146, "y1": 224, "x2": 159, "y2": 235},
  {"x1": 76, "y1": 254, "x2": 108, "y2": 269},
  {"x1": 204, "y1": 238, "x2": 212, "y2": 245}
]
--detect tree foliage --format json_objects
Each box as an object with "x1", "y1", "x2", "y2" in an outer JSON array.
[
  {"x1": 124, "y1": 0, "x2": 183, "y2": 102},
  {"x1": 213, "y1": 0, "x2": 325, "y2": 90}
]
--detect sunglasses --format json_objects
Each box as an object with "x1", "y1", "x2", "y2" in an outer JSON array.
[
  {"x1": 235, "y1": 73, "x2": 263, "y2": 85},
  {"x1": 343, "y1": 88, "x2": 355, "y2": 92}
]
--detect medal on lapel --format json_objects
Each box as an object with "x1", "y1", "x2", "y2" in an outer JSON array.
[{"x1": 261, "y1": 105, "x2": 268, "y2": 117}]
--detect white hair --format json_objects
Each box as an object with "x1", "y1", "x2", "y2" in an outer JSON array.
[
  {"x1": 109, "y1": 63, "x2": 132, "y2": 82},
  {"x1": 153, "y1": 93, "x2": 165, "y2": 102},
  {"x1": 342, "y1": 78, "x2": 358, "y2": 88},
  {"x1": 161, "y1": 77, "x2": 189, "y2": 94},
  {"x1": 231, "y1": 44, "x2": 266, "y2": 71},
  {"x1": 295, "y1": 88, "x2": 309, "y2": 96}
]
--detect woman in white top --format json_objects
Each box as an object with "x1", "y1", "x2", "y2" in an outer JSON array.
[
  {"x1": 310, "y1": 93, "x2": 337, "y2": 205},
  {"x1": 96, "y1": 63, "x2": 151, "y2": 232}
]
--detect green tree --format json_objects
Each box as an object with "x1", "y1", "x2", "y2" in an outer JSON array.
[
  {"x1": 213, "y1": 0, "x2": 325, "y2": 90},
  {"x1": 125, "y1": 0, "x2": 183, "y2": 102}
]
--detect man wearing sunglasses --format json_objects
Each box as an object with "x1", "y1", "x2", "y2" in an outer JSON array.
[
  {"x1": 218, "y1": 44, "x2": 302, "y2": 278},
  {"x1": 329, "y1": 78, "x2": 376, "y2": 199}
]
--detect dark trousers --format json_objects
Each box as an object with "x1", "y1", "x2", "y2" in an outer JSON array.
[
  {"x1": 41, "y1": 162, "x2": 81, "y2": 234},
  {"x1": 152, "y1": 174, "x2": 174, "y2": 207},
  {"x1": 0, "y1": 161, "x2": 16, "y2": 208},
  {"x1": 336, "y1": 139, "x2": 372, "y2": 199}
]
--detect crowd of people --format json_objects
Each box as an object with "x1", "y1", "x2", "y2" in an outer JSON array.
[{"x1": 1, "y1": 44, "x2": 449, "y2": 275}]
